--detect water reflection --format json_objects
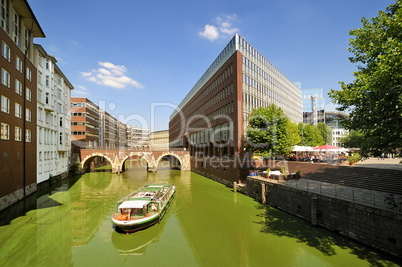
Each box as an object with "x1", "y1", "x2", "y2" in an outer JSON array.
[{"x1": 111, "y1": 222, "x2": 164, "y2": 255}]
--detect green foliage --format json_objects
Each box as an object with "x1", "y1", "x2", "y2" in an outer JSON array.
[
  {"x1": 348, "y1": 152, "x2": 362, "y2": 163},
  {"x1": 329, "y1": 1, "x2": 402, "y2": 149},
  {"x1": 317, "y1": 123, "x2": 332, "y2": 144},
  {"x1": 297, "y1": 123, "x2": 325, "y2": 147},
  {"x1": 339, "y1": 130, "x2": 366, "y2": 148},
  {"x1": 245, "y1": 105, "x2": 299, "y2": 156}
]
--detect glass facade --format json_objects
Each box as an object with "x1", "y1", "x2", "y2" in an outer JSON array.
[
  {"x1": 238, "y1": 35, "x2": 302, "y2": 126},
  {"x1": 171, "y1": 34, "x2": 303, "y2": 125},
  {"x1": 302, "y1": 88, "x2": 325, "y2": 125}
]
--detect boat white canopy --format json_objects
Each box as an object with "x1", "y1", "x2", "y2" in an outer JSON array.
[{"x1": 118, "y1": 200, "x2": 150, "y2": 210}]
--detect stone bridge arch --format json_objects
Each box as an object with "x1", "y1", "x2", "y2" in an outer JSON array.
[
  {"x1": 120, "y1": 152, "x2": 152, "y2": 172},
  {"x1": 81, "y1": 152, "x2": 114, "y2": 172},
  {"x1": 155, "y1": 152, "x2": 183, "y2": 170}
]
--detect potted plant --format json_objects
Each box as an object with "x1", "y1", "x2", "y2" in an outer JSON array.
[
  {"x1": 266, "y1": 168, "x2": 271, "y2": 179},
  {"x1": 294, "y1": 170, "x2": 301, "y2": 179},
  {"x1": 348, "y1": 153, "x2": 361, "y2": 165}
]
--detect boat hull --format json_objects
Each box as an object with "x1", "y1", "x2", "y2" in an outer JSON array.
[{"x1": 113, "y1": 215, "x2": 160, "y2": 233}]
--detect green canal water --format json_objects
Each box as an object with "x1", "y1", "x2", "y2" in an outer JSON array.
[{"x1": 0, "y1": 167, "x2": 400, "y2": 266}]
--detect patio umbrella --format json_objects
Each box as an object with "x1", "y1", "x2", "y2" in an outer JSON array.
[{"x1": 313, "y1": 144, "x2": 347, "y2": 152}]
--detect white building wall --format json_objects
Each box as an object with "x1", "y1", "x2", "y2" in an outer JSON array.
[{"x1": 35, "y1": 45, "x2": 73, "y2": 184}]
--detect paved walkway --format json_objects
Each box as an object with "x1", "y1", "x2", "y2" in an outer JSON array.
[{"x1": 353, "y1": 157, "x2": 402, "y2": 170}]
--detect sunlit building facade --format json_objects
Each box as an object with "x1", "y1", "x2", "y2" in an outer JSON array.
[
  {"x1": 325, "y1": 111, "x2": 349, "y2": 147},
  {"x1": 0, "y1": 0, "x2": 45, "y2": 211},
  {"x1": 169, "y1": 34, "x2": 302, "y2": 183},
  {"x1": 302, "y1": 88, "x2": 325, "y2": 125},
  {"x1": 35, "y1": 44, "x2": 73, "y2": 184},
  {"x1": 150, "y1": 130, "x2": 169, "y2": 151}
]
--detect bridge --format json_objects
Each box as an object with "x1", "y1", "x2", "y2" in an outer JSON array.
[{"x1": 77, "y1": 148, "x2": 190, "y2": 173}]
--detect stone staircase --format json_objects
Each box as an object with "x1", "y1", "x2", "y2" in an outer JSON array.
[{"x1": 286, "y1": 161, "x2": 402, "y2": 195}]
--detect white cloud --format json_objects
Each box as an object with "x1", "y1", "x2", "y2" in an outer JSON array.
[
  {"x1": 80, "y1": 61, "x2": 143, "y2": 89},
  {"x1": 199, "y1": 14, "x2": 239, "y2": 41},
  {"x1": 74, "y1": 85, "x2": 90, "y2": 95},
  {"x1": 199, "y1": 24, "x2": 220, "y2": 41}
]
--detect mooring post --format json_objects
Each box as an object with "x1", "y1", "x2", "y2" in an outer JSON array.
[
  {"x1": 311, "y1": 196, "x2": 318, "y2": 226},
  {"x1": 233, "y1": 182, "x2": 237, "y2": 193},
  {"x1": 261, "y1": 183, "x2": 266, "y2": 204}
]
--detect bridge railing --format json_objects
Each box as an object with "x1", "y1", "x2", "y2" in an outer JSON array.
[{"x1": 77, "y1": 147, "x2": 188, "y2": 152}]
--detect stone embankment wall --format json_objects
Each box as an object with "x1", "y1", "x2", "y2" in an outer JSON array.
[{"x1": 246, "y1": 177, "x2": 402, "y2": 259}]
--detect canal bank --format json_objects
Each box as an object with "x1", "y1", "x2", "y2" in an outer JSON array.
[{"x1": 242, "y1": 161, "x2": 402, "y2": 259}]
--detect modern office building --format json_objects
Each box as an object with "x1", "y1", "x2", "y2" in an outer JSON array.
[
  {"x1": 0, "y1": 0, "x2": 45, "y2": 211},
  {"x1": 325, "y1": 111, "x2": 349, "y2": 147},
  {"x1": 150, "y1": 130, "x2": 169, "y2": 151},
  {"x1": 35, "y1": 44, "x2": 73, "y2": 184},
  {"x1": 71, "y1": 97, "x2": 149, "y2": 150},
  {"x1": 169, "y1": 34, "x2": 302, "y2": 182},
  {"x1": 302, "y1": 88, "x2": 325, "y2": 125},
  {"x1": 71, "y1": 97, "x2": 100, "y2": 148},
  {"x1": 126, "y1": 125, "x2": 150, "y2": 149}
]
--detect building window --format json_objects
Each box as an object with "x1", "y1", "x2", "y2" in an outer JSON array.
[
  {"x1": 15, "y1": 102, "x2": 21, "y2": 118},
  {"x1": 25, "y1": 87, "x2": 31, "y2": 101},
  {"x1": 15, "y1": 126, "x2": 22, "y2": 141},
  {"x1": 38, "y1": 89, "x2": 42, "y2": 103},
  {"x1": 12, "y1": 12, "x2": 21, "y2": 47},
  {"x1": 45, "y1": 59, "x2": 50, "y2": 70},
  {"x1": 25, "y1": 108, "x2": 31, "y2": 122},
  {"x1": 1, "y1": 95, "x2": 10, "y2": 113},
  {"x1": 2, "y1": 41, "x2": 10, "y2": 61},
  {"x1": 24, "y1": 29, "x2": 30, "y2": 56},
  {"x1": 15, "y1": 56, "x2": 22, "y2": 72},
  {"x1": 59, "y1": 117, "x2": 63, "y2": 127},
  {"x1": 1, "y1": 122, "x2": 9, "y2": 140},
  {"x1": 38, "y1": 71, "x2": 42, "y2": 85},
  {"x1": 0, "y1": 0, "x2": 9, "y2": 33},
  {"x1": 1, "y1": 68, "x2": 10, "y2": 87},
  {"x1": 38, "y1": 107, "x2": 43, "y2": 121},
  {"x1": 45, "y1": 75, "x2": 49, "y2": 87},
  {"x1": 25, "y1": 67, "x2": 31, "y2": 81},
  {"x1": 25, "y1": 129, "x2": 31, "y2": 142},
  {"x1": 15, "y1": 79, "x2": 22, "y2": 95},
  {"x1": 59, "y1": 132, "x2": 63, "y2": 145}
]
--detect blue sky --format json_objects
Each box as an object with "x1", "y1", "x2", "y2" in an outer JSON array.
[{"x1": 29, "y1": 0, "x2": 394, "y2": 131}]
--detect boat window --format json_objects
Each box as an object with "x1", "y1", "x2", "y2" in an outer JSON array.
[
  {"x1": 120, "y1": 208, "x2": 133, "y2": 215},
  {"x1": 134, "y1": 208, "x2": 143, "y2": 216},
  {"x1": 149, "y1": 203, "x2": 158, "y2": 212}
]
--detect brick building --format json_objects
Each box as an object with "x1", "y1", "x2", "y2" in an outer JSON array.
[
  {"x1": 0, "y1": 0, "x2": 45, "y2": 211},
  {"x1": 169, "y1": 34, "x2": 302, "y2": 183}
]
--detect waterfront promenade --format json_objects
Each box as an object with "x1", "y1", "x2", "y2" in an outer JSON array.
[
  {"x1": 353, "y1": 157, "x2": 402, "y2": 170},
  {"x1": 269, "y1": 157, "x2": 402, "y2": 213}
]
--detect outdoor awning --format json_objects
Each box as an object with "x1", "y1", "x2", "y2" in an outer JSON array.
[
  {"x1": 313, "y1": 144, "x2": 349, "y2": 152},
  {"x1": 118, "y1": 200, "x2": 149, "y2": 210},
  {"x1": 292, "y1": 145, "x2": 313, "y2": 152}
]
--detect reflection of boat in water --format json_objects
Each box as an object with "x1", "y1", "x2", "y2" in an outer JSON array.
[
  {"x1": 111, "y1": 183, "x2": 175, "y2": 233},
  {"x1": 111, "y1": 223, "x2": 163, "y2": 255}
]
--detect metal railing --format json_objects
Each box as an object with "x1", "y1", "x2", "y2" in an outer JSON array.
[{"x1": 267, "y1": 178, "x2": 402, "y2": 213}]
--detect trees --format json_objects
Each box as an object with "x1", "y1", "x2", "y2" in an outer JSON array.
[
  {"x1": 329, "y1": 1, "x2": 402, "y2": 149},
  {"x1": 245, "y1": 105, "x2": 300, "y2": 156},
  {"x1": 297, "y1": 123, "x2": 325, "y2": 147},
  {"x1": 339, "y1": 130, "x2": 366, "y2": 149},
  {"x1": 317, "y1": 123, "x2": 332, "y2": 145}
]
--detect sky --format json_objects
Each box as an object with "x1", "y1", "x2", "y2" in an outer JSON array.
[{"x1": 28, "y1": 0, "x2": 395, "y2": 131}]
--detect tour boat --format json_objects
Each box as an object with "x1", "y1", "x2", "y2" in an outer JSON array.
[{"x1": 112, "y1": 183, "x2": 175, "y2": 233}]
